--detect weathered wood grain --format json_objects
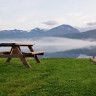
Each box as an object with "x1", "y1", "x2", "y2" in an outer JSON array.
[
  {"x1": 0, "y1": 43, "x2": 45, "y2": 68},
  {"x1": 0, "y1": 43, "x2": 35, "y2": 46},
  {"x1": 23, "y1": 51, "x2": 45, "y2": 55},
  {"x1": 90, "y1": 58, "x2": 96, "y2": 63},
  {"x1": 28, "y1": 46, "x2": 40, "y2": 63}
]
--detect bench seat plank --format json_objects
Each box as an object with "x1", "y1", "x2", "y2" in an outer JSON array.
[
  {"x1": 0, "y1": 51, "x2": 10, "y2": 54},
  {"x1": 0, "y1": 51, "x2": 45, "y2": 58},
  {"x1": 23, "y1": 51, "x2": 45, "y2": 56},
  {"x1": 0, "y1": 54, "x2": 18, "y2": 58},
  {"x1": 32, "y1": 51, "x2": 45, "y2": 55}
]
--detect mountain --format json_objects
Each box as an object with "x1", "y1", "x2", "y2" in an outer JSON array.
[
  {"x1": 0, "y1": 24, "x2": 80, "y2": 38},
  {"x1": 1, "y1": 24, "x2": 96, "y2": 40},
  {"x1": 28, "y1": 24, "x2": 79, "y2": 36},
  {"x1": 46, "y1": 24, "x2": 79, "y2": 36},
  {"x1": 58, "y1": 29, "x2": 96, "y2": 40},
  {"x1": 0, "y1": 24, "x2": 96, "y2": 40},
  {"x1": 0, "y1": 29, "x2": 28, "y2": 39},
  {"x1": 28, "y1": 28, "x2": 46, "y2": 36}
]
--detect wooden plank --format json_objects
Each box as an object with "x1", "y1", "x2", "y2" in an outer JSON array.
[
  {"x1": 23, "y1": 51, "x2": 45, "y2": 55},
  {"x1": 14, "y1": 46, "x2": 31, "y2": 68},
  {"x1": 0, "y1": 54, "x2": 18, "y2": 58},
  {"x1": 90, "y1": 58, "x2": 96, "y2": 63},
  {"x1": 0, "y1": 51, "x2": 10, "y2": 54},
  {"x1": 28, "y1": 46, "x2": 40, "y2": 63},
  {"x1": 0, "y1": 43, "x2": 44, "y2": 68},
  {"x1": 18, "y1": 46, "x2": 22, "y2": 51},
  {"x1": 0, "y1": 43, "x2": 35, "y2": 46},
  {"x1": 0, "y1": 53, "x2": 44, "y2": 58},
  {"x1": 15, "y1": 43, "x2": 35, "y2": 46},
  {"x1": 6, "y1": 47, "x2": 14, "y2": 62},
  {"x1": 32, "y1": 51, "x2": 45, "y2": 55}
]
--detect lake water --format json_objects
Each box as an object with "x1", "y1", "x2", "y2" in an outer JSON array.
[{"x1": 0, "y1": 37, "x2": 96, "y2": 58}]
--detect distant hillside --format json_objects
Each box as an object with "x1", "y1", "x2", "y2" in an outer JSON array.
[
  {"x1": 0, "y1": 29, "x2": 28, "y2": 39},
  {"x1": 58, "y1": 29, "x2": 96, "y2": 40},
  {"x1": 0, "y1": 24, "x2": 96, "y2": 40},
  {"x1": 43, "y1": 24, "x2": 79, "y2": 36},
  {"x1": 28, "y1": 24, "x2": 80, "y2": 36},
  {"x1": 44, "y1": 46, "x2": 96, "y2": 58},
  {"x1": 0, "y1": 24, "x2": 80, "y2": 38}
]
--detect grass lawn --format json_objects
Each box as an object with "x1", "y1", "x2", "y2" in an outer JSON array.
[{"x1": 0, "y1": 58, "x2": 96, "y2": 96}]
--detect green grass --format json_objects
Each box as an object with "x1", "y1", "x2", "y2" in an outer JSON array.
[{"x1": 0, "y1": 58, "x2": 96, "y2": 96}]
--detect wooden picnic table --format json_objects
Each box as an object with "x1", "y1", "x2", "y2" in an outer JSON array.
[{"x1": 0, "y1": 43, "x2": 45, "y2": 68}]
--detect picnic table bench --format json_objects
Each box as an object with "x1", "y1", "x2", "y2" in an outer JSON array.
[{"x1": 0, "y1": 43, "x2": 45, "y2": 68}]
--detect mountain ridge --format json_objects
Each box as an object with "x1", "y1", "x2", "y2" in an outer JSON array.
[
  {"x1": 0, "y1": 24, "x2": 80, "y2": 38},
  {"x1": 0, "y1": 24, "x2": 96, "y2": 40},
  {"x1": 58, "y1": 29, "x2": 96, "y2": 40}
]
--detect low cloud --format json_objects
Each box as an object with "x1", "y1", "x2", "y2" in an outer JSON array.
[
  {"x1": 87, "y1": 22, "x2": 96, "y2": 26},
  {"x1": 77, "y1": 21, "x2": 96, "y2": 32},
  {"x1": 76, "y1": 26, "x2": 94, "y2": 32},
  {"x1": 1, "y1": 37, "x2": 96, "y2": 53},
  {"x1": 77, "y1": 26, "x2": 96, "y2": 32},
  {"x1": 43, "y1": 20, "x2": 59, "y2": 26}
]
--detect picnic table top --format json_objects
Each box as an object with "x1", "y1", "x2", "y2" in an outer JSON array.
[{"x1": 0, "y1": 43, "x2": 35, "y2": 46}]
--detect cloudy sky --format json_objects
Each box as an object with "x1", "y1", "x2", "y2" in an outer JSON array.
[{"x1": 0, "y1": 0, "x2": 96, "y2": 31}]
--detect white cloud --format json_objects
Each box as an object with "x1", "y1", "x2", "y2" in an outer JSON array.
[
  {"x1": 87, "y1": 22, "x2": 96, "y2": 26},
  {"x1": 76, "y1": 21, "x2": 96, "y2": 32},
  {"x1": 0, "y1": 0, "x2": 96, "y2": 30},
  {"x1": 43, "y1": 20, "x2": 59, "y2": 26}
]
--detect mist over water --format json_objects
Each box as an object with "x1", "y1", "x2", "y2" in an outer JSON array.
[{"x1": 0, "y1": 37, "x2": 96, "y2": 57}]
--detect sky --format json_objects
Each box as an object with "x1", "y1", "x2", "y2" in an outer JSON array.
[{"x1": 0, "y1": 0, "x2": 96, "y2": 31}]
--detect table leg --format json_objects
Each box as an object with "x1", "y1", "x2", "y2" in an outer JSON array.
[
  {"x1": 6, "y1": 47, "x2": 13, "y2": 62},
  {"x1": 14, "y1": 46, "x2": 31, "y2": 68},
  {"x1": 18, "y1": 46, "x2": 22, "y2": 51},
  {"x1": 28, "y1": 46, "x2": 40, "y2": 63}
]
